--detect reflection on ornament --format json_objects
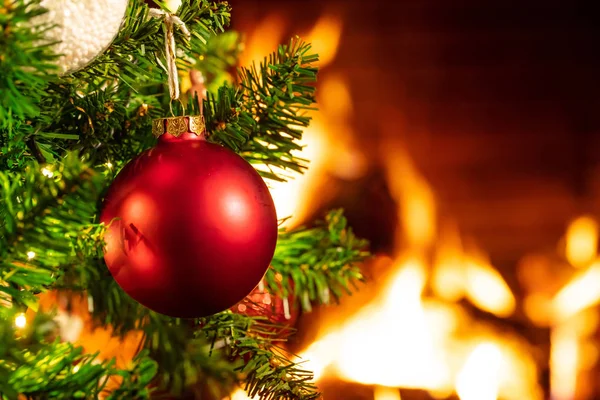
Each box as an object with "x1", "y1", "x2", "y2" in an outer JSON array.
[{"x1": 32, "y1": 0, "x2": 128, "y2": 74}]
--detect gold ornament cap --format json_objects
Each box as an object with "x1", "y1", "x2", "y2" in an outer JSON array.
[{"x1": 152, "y1": 116, "x2": 206, "y2": 138}]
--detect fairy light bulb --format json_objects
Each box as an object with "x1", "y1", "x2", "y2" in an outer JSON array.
[
  {"x1": 27, "y1": 251, "x2": 36, "y2": 260},
  {"x1": 41, "y1": 167, "x2": 54, "y2": 178},
  {"x1": 15, "y1": 313, "x2": 27, "y2": 328}
]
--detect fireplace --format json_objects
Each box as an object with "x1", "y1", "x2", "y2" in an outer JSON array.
[{"x1": 229, "y1": 1, "x2": 600, "y2": 399}]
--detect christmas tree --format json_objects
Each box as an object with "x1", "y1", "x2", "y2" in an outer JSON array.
[{"x1": 0, "y1": 0, "x2": 369, "y2": 399}]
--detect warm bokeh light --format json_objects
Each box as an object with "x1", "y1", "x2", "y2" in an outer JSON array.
[
  {"x1": 553, "y1": 261, "x2": 600, "y2": 321},
  {"x1": 456, "y1": 343, "x2": 501, "y2": 400},
  {"x1": 464, "y1": 255, "x2": 516, "y2": 318},
  {"x1": 523, "y1": 293, "x2": 553, "y2": 326},
  {"x1": 14, "y1": 313, "x2": 26, "y2": 328},
  {"x1": 26, "y1": 251, "x2": 36, "y2": 260},
  {"x1": 41, "y1": 167, "x2": 54, "y2": 178},
  {"x1": 565, "y1": 215, "x2": 598, "y2": 268}
]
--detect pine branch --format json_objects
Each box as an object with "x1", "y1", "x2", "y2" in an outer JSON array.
[
  {"x1": 1, "y1": 0, "x2": 232, "y2": 169},
  {"x1": 0, "y1": 0, "x2": 58, "y2": 130},
  {"x1": 1, "y1": 2, "x2": 366, "y2": 399},
  {"x1": 0, "y1": 309, "x2": 157, "y2": 399},
  {"x1": 71, "y1": 265, "x2": 315, "y2": 399},
  {"x1": 198, "y1": 313, "x2": 320, "y2": 400},
  {"x1": 65, "y1": 212, "x2": 364, "y2": 399},
  {"x1": 0, "y1": 0, "x2": 59, "y2": 170},
  {"x1": 205, "y1": 37, "x2": 319, "y2": 181},
  {"x1": 267, "y1": 209, "x2": 369, "y2": 311},
  {"x1": 0, "y1": 152, "x2": 105, "y2": 309}
]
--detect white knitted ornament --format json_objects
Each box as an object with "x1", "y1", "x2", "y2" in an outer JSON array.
[{"x1": 33, "y1": 0, "x2": 129, "y2": 75}]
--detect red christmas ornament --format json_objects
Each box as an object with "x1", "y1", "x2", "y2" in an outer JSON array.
[{"x1": 101, "y1": 116, "x2": 278, "y2": 318}]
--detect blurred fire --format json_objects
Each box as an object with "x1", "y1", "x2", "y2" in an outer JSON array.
[
  {"x1": 233, "y1": 9, "x2": 547, "y2": 400},
  {"x1": 297, "y1": 149, "x2": 541, "y2": 398},
  {"x1": 291, "y1": 139, "x2": 539, "y2": 399}
]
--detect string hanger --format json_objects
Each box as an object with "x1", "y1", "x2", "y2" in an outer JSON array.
[{"x1": 149, "y1": 7, "x2": 191, "y2": 111}]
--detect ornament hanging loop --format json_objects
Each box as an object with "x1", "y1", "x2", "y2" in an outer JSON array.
[{"x1": 149, "y1": 8, "x2": 191, "y2": 107}]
